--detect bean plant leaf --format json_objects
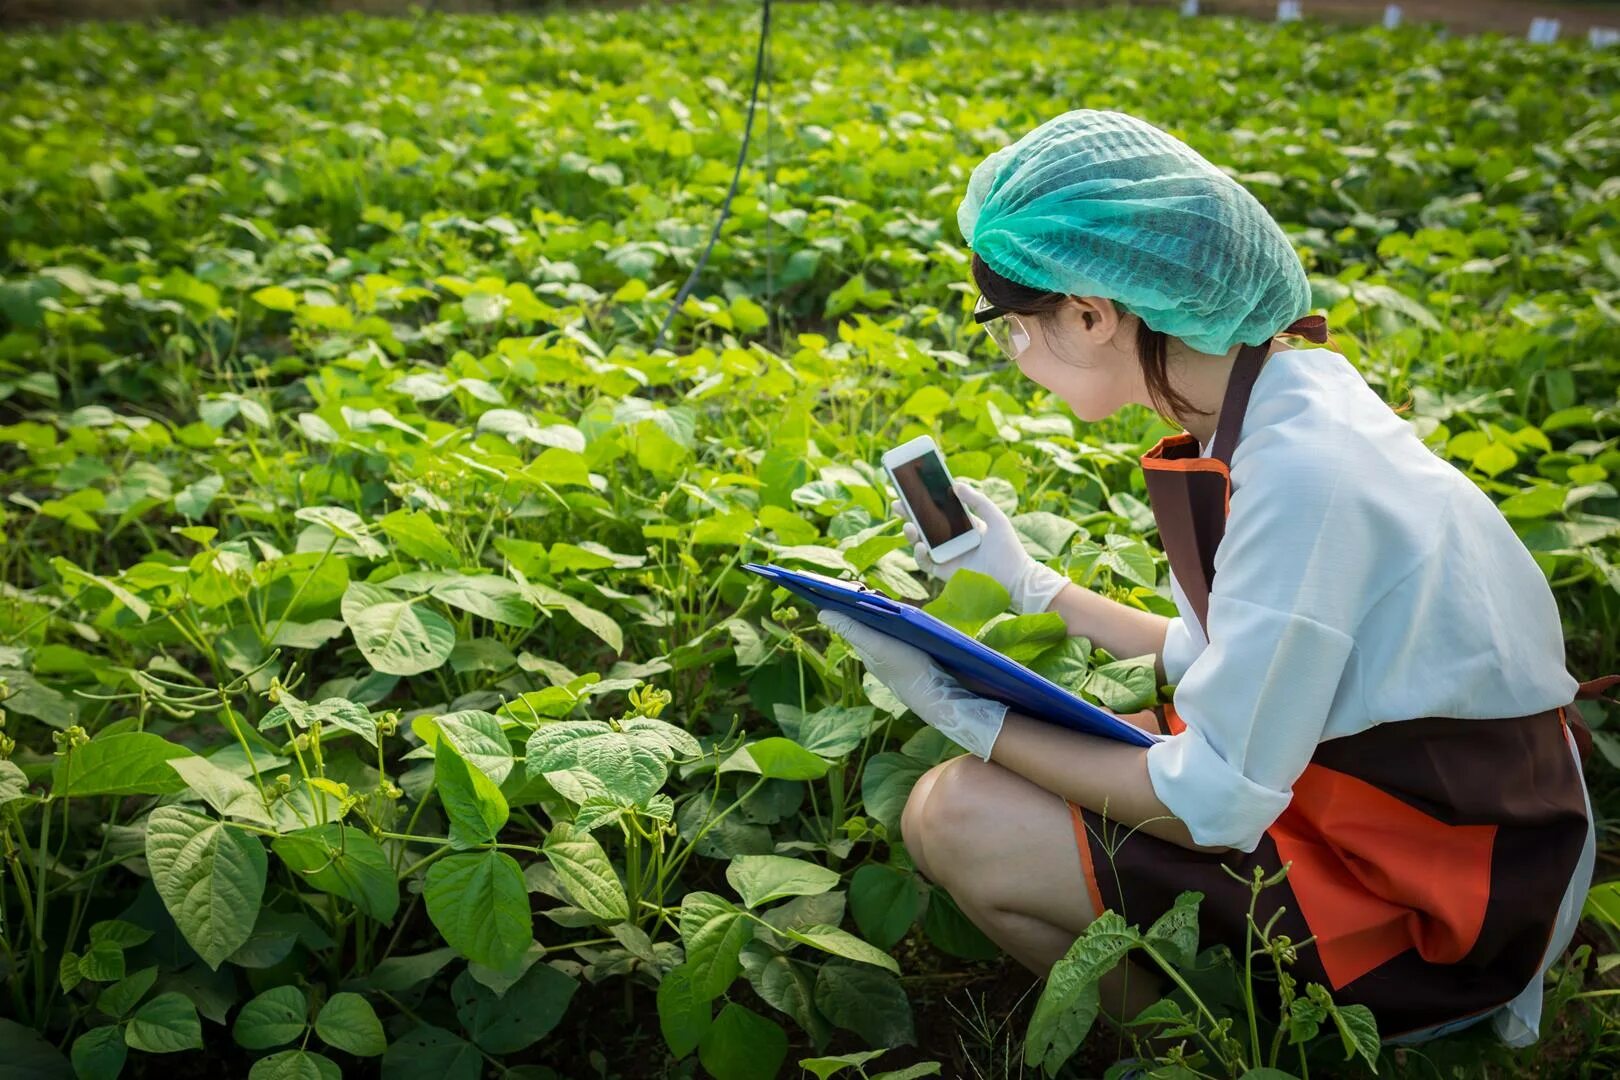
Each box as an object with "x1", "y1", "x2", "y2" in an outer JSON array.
[
  {"x1": 53, "y1": 732, "x2": 193, "y2": 797},
  {"x1": 698, "y1": 1002, "x2": 788, "y2": 1080},
  {"x1": 315, "y1": 992, "x2": 387, "y2": 1057},
  {"x1": 450, "y1": 963, "x2": 578, "y2": 1054},
  {"x1": 543, "y1": 820, "x2": 629, "y2": 921},
  {"x1": 70, "y1": 1026, "x2": 127, "y2": 1080},
  {"x1": 167, "y1": 756, "x2": 274, "y2": 826},
  {"x1": 96, "y1": 965, "x2": 158, "y2": 1019},
  {"x1": 248, "y1": 1049, "x2": 342, "y2": 1080},
  {"x1": 813, "y1": 962, "x2": 915, "y2": 1049},
  {"x1": 379, "y1": 1024, "x2": 482, "y2": 1080},
  {"x1": 1023, "y1": 912, "x2": 1141, "y2": 1074},
  {"x1": 656, "y1": 963, "x2": 712, "y2": 1059},
  {"x1": 920, "y1": 569, "x2": 1008, "y2": 636},
  {"x1": 144, "y1": 806, "x2": 267, "y2": 969},
  {"x1": 234, "y1": 985, "x2": 308, "y2": 1049},
  {"x1": 271, "y1": 824, "x2": 399, "y2": 923},
  {"x1": 124, "y1": 992, "x2": 203, "y2": 1053},
  {"x1": 434, "y1": 736, "x2": 509, "y2": 849},
  {"x1": 423, "y1": 851, "x2": 532, "y2": 969},
  {"x1": 848, "y1": 864, "x2": 921, "y2": 950},
  {"x1": 340, "y1": 579, "x2": 455, "y2": 676},
  {"x1": 418, "y1": 710, "x2": 513, "y2": 783},
  {"x1": 1143, "y1": 890, "x2": 1203, "y2": 970},
  {"x1": 726, "y1": 854, "x2": 840, "y2": 909},
  {"x1": 679, "y1": 891, "x2": 753, "y2": 1002},
  {"x1": 778, "y1": 924, "x2": 900, "y2": 973},
  {"x1": 1082, "y1": 656, "x2": 1158, "y2": 712}
]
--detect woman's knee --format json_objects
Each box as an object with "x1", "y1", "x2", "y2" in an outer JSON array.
[{"x1": 902, "y1": 754, "x2": 996, "y2": 882}]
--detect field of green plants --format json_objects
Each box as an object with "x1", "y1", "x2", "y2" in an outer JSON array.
[{"x1": 2, "y1": 1, "x2": 1619, "y2": 1077}]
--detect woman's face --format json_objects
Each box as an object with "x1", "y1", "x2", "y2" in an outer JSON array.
[{"x1": 1010, "y1": 297, "x2": 1145, "y2": 422}]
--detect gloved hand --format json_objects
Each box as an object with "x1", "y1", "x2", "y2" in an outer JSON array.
[
  {"x1": 892, "y1": 480, "x2": 1071, "y2": 616},
  {"x1": 817, "y1": 609, "x2": 1009, "y2": 761}
]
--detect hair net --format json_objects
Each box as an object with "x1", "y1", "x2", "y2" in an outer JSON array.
[{"x1": 956, "y1": 109, "x2": 1312, "y2": 356}]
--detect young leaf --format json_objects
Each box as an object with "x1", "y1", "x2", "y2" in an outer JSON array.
[
  {"x1": 315, "y1": 992, "x2": 387, "y2": 1057},
  {"x1": 543, "y1": 821, "x2": 630, "y2": 921},
  {"x1": 434, "y1": 737, "x2": 509, "y2": 849},
  {"x1": 233, "y1": 985, "x2": 308, "y2": 1050},
  {"x1": 144, "y1": 806, "x2": 267, "y2": 969},
  {"x1": 679, "y1": 891, "x2": 753, "y2": 1001},
  {"x1": 1143, "y1": 890, "x2": 1204, "y2": 970},
  {"x1": 123, "y1": 992, "x2": 203, "y2": 1053}
]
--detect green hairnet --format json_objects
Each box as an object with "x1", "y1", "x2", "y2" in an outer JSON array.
[{"x1": 957, "y1": 109, "x2": 1311, "y2": 356}]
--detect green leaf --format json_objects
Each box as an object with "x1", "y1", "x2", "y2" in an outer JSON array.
[
  {"x1": 233, "y1": 985, "x2": 308, "y2": 1050},
  {"x1": 860, "y1": 751, "x2": 927, "y2": 834},
  {"x1": 252, "y1": 285, "x2": 299, "y2": 312},
  {"x1": 53, "y1": 732, "x2": 193, "y2": 797},
  {"x1": 736, "y1": 737, "x2": 831, "y2": 780},
  {"x1": 726, "y1": 854, "x2": 840, "y2": 909},
  {"x1": 543, "y1": 820, "x2": 630, "y2": 921},
  {"x1": 144, "y1": 806, "x2": 267, "y2": 969},
  {"x1": 1083, "y1": 656, "x2": 1158, "y2": 712},
  {"x1": 656, "y1": 963, "x2": 712, "y2": 1059},
  {"x1": 976, "y1": 610, "x2": 1068, "y2": 663},
  {"x1": 415, "y1": 709, "x2": 513, "y2": 783},
  {"x1": 920, "y1": 569, "x2": 1008, "y2": 636},
  {"x1": 451, "y1": 962, "x2": 578, "y2": 1054},
  {"x1": 124, "y1": 992, "x2": 202, "y2": 1053},
  {"x1": 0, "y1": 1017, "x2": 72, "y2": 1077},
  {"x1": 167, "y1": 756, "x2": 274, "y2": 826},
  {"x1": 1023, "y1": 912, "x2": 1141, "y2": 1074},
  {"x1": 848, "y1": 864, "x2": 921, "y2": 950},
  {"x1": 70, "y1": 1026, "x2": 126, "y2": 1080},
  {"x1": 0, "y1": 759, "x2": 32, "y2": 807},
  {"x1": 1310, "y1": 984, "x2": 1381, "y2": 1070},
  {"x1": 270, "y1": 824, "x2": 399, "y2": 923},
  {"x1": 814, "y1": 962, "x2": 915, "y2": 1049},
  {"x1": 423, "y1": 851, "x2": 532, "y2": 969},
  {"x1": 315, "y1": 992, "x2": 387, "y2": 1057},
  {"x1": 779, "y1": 924, "x2": 900, "y2": 973},
  {"x1": 95, "y1": 966, "x2": 157, "y2": 1019},
  {"x1": 1144, "y1": 890, "x2": 1204, "y2": 970},
  {"x1": 379, "y1": 1024, "x2": 481, "y2": 1080},
  {"x1": 679, "y1": 891, "x2": 752, "y2": 1001},
  {"x1": 364, "y1": 948, "x2": 458, "y2": 992},
  {"x1": 247, "y1": 1050, "x2": 341, "y2": 1080},
  {"x1": 434, "y1": 736, "x2": 509, "y2": 848},
  {"x1": 340, "y1": 580, "x2": 456, "y2": 676},
  {"x1": 698, "y1": 1002, "x2": 787, "y2": 1080}
]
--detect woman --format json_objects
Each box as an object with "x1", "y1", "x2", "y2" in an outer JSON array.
[{"x1": 816, "y1": 109, "x2": 1614, "y2": 1050}]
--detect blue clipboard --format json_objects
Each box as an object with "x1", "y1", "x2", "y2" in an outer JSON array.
[{"x1": 742, "y1": 562, "x2": 1161, "y2": 748}]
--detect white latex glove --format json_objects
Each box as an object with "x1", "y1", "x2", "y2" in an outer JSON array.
[
  {"x1": 892, "y1": 480, "x2": 1071, "y2": 616},
  {"x1": 817, "y1": 609, "x2": 1009, "y2": 761}
]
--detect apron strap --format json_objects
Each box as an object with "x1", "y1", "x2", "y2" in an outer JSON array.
[{"x1": 1207, "y1": 316, "x2": 1331, "y2": 467}]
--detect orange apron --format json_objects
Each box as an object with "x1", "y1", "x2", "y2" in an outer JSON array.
[{"x1": 1066, "y1": 318, "x2": 1611, "y2": 1037}]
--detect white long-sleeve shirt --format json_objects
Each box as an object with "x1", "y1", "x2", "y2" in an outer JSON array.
[{"x1": 1147, "y1": 345, "x2": 1594, "y2": 1046}]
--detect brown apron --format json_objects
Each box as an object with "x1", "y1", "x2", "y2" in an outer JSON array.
[{"x1": 1066, "y1": 317, "x2": 1614, "y2": 1038}]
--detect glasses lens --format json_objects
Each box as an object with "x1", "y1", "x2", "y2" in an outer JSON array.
[
  {"x1": 1007, "y1": 316, "x2": 1031, "y2": 357},
  {"x1": 984, "y1": 317, "x2": 1013, "y2": 358}
]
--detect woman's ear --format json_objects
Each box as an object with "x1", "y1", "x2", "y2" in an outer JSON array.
[{"x1": 1071, "y1": 296, "x2": 1123, "y2": 340}]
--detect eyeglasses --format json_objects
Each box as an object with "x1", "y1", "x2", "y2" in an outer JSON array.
[{"x1": 973, "y1": 293, "x2": 1033, "y2": 361}]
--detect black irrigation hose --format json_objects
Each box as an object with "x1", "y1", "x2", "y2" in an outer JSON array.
[{"x1": 652, "y1": 0, "x2": 773, "y2": 356}]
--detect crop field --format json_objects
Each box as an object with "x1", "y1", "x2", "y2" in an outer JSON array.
[{"x1": 1, "y1": 1, "x2": 1618, "y2": 1077}]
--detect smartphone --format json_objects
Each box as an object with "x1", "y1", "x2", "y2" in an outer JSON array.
[{"x1": 881, "y1": 435, "x2": 982, "y2": 564}]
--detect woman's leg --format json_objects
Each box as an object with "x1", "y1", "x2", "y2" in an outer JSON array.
[{"x1": 901, "y1": 753, "x2": 1168, "y2": 1028}]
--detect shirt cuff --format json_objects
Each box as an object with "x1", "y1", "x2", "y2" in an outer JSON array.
[
  {"x1": 1160, "y1": 615, "x2": 1202, "y2": 686},
  {"x1": 1146, "y1": 723, "x2": 1294, "y2": 852}
]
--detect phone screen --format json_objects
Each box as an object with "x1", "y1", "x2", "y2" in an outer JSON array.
[{"x1": 892, "y1": 451, "x2": 973, "y2": 549}]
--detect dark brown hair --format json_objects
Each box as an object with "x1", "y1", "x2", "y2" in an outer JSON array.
[{"x1": 971, "y1": 252, "x2": 1208, "y2": 425}]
